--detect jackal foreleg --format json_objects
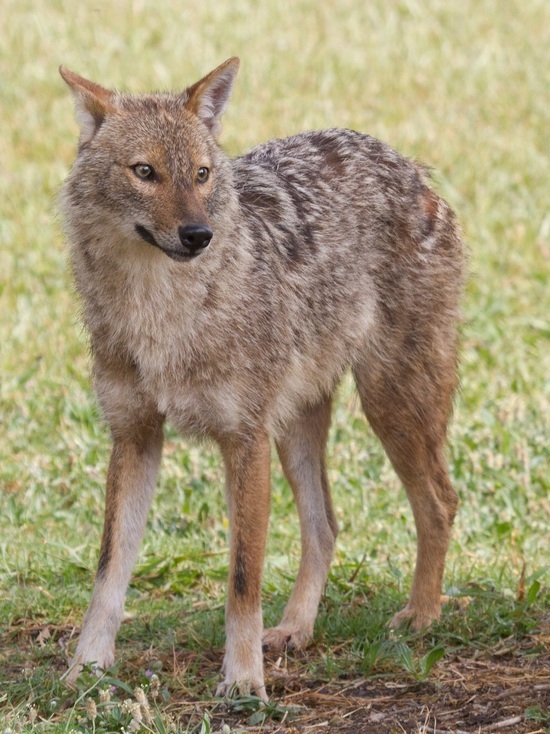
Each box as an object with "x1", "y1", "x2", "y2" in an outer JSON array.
[
  {"x1": 65, "y1": 414, "x2": 164, "y2": 684},
  {"x1": 216, "y1": 430, "x2": 271, "y2": 701}
]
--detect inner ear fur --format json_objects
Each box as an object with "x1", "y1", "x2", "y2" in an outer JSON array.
[
  {"x1": 184, "y1": 57, "x2": 240, "y2": 138},
  {"x1": 60, "y1": 66, "x2": 117, "y2": 145}
]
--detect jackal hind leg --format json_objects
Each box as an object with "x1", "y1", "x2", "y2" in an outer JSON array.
[
  {"x1": 353, "y1": 342, "x2": 459, "y2": 632},
  {"x1": 262, "y1": 396, "x2": 337, "y2": 653}
]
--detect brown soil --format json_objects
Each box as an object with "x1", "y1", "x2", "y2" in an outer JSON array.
[
  {"x1": 253, "y1": 653, "x2": 550, "y2": 733},
  {"x1": 167, "y1": 622, "x2": 550, "y2": 733}
]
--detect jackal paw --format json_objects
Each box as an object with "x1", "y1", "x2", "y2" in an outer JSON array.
[
  {"x1": 388, "y1": 602, "x2": 441, "y2": 632},
  {"x1": 215, "y1": 676, "x2": 268, "y2": 702},
  {"x1": 215, "y1": 672, "x2": 267, "y2": 702},
  {"x1": 63, "y1": 641, "x2": 115, "y2": 686},
  {"x1": 262, "y1": 624, "x2": 312, "y2": 653},
  {"x1": 216, "y1": 648, "x2": 269, "y2": 701}
]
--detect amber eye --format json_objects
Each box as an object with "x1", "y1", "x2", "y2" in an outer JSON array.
[
  {"x1": 132, "y1": 164, "x2": 155, "y2": 180},
  {"x1": 197, "y1": 167, "x2": 209, "y2": 183}
]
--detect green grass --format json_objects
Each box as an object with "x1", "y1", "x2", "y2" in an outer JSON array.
[{"x1": 1, "y1": 0, "x2": 549, "y2": 731}]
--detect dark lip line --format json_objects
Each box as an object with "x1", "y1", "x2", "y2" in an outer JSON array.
[
  {"x1": 135, "y1": 223, "x2": 162, "y2": 250},
  {"x1": 134, "y1": 224, "x2": 201, "y2": 262}
]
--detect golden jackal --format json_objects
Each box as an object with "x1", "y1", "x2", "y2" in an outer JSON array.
[{"x1": 60, "y1": 57, "x2": 466, "y2": 699}]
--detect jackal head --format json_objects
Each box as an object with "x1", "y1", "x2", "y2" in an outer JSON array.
[{"x1": 60, "y1": 58, "x2": 239, "y2": 262}]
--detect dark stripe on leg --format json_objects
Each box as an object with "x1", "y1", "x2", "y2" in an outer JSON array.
[
  {"x1": 233, "y1": 542, "x2": 247, "y2": 597},
  {"x1": 97, "y1": 515, "x2": 113, "y2": 577}
]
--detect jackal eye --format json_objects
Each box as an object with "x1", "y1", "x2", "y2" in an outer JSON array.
[
  {"x1": 132, "y1": 164, "x2": 155, "y2": 180},
  {"x1": 197, "y1": 167, "x2": 209, "y2": 183}
]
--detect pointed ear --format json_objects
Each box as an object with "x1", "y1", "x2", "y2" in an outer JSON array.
[
  {"x1": 185, "y1": 57, "x2": 240, "y2": 138},
  {"x1": 59, "y1": 66, "x2": 116, "y2": 145}
]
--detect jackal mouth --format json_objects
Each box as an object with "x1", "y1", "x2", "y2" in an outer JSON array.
[
  {"x1": 135, "y1": 224, "x2": 159, "y2": 249},
  {"x1": 134, "y1": 224, "x2": 200, "y2": 262}
]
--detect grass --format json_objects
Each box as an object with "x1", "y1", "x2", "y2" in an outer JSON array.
[{"x1": 1, "y1": 0, "x2": 549, "y2": 731}]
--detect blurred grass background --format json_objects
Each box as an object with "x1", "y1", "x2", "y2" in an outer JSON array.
[{"x1": 0, "y1": 0, "x2": 549, "y2": 729}]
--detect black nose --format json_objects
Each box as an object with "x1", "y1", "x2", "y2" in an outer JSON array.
[{"x1": 178, "y1": 224, "x2": 213, "y2": 254}]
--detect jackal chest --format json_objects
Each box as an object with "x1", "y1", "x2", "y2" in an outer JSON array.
[
  {"x1": 128, "y1": 340, "x2": 248, "y2": 438},
  {"x1": 156, "y1": 379, "x2": 249, "y2": 437}
]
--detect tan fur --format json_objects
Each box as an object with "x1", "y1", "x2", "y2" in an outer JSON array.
[{"x1": 59, "y1": 58, "x2": 466, "y2": 699}]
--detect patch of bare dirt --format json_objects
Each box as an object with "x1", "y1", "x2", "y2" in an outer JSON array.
[
  {"x1": 255, "y1": 654, "x2": 550, "y2": 733},
  {"x1": 167, "y1": 622, "x2": 550, "y2": 733}
]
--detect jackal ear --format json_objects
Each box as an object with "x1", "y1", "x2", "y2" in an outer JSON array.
[
  {"x1": 184, "y1": 57, "x2": 240, "y2": 138},
  {"x1": 60, "y1": 66, "x2": 116, "y2": 145}
]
